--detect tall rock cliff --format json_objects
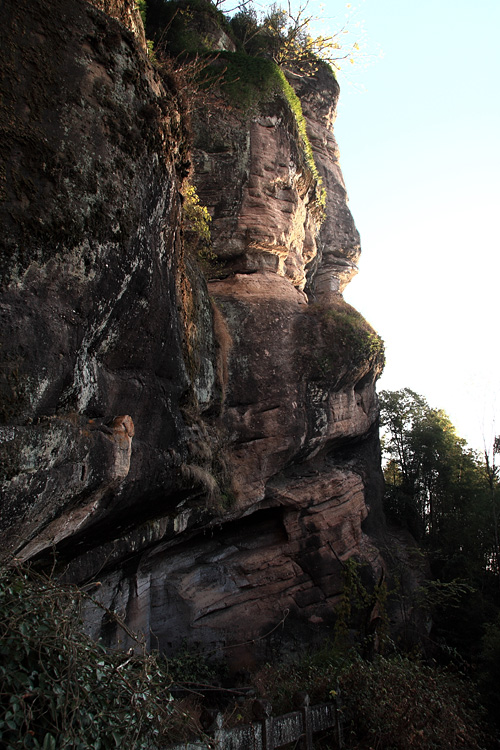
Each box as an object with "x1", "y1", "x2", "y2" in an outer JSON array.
[{"x1": 0, "y1": 0, "x2": 385, "y2": 665}]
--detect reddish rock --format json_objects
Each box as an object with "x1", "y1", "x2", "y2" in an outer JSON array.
[{"x1": 0, "y1": 0, "x2": 386, "y2": 663}]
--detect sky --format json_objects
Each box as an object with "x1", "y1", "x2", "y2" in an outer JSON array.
[{"x1": 317, "y1": 0, "x2": 500, "y2": 452}]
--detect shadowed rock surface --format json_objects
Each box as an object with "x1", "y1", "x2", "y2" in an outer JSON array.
[{"x1": 0, "y1": 0, "x2": 385, "y2": 664}]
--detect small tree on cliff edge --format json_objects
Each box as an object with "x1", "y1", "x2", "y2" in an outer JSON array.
[{"x1": 228, "y1": 1, "x2": 361, "y2": 75}]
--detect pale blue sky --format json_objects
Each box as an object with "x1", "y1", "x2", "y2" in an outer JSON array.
[{"x1": 327, "y1": 0, "x2": 500, "y2": 450}]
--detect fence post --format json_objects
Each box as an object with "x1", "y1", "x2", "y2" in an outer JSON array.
[
  {"x1": 335, "y1": 690, "x2": 344, "y2": 750},
  {"x1": 253, "y1": 699, "x2": 273, "y2": 750},
  {"x1": 211, "y1": 711, "x2": 225, "y2": 749},
  {"x1": 294, "y1": 692, "x2": 312, "y2": 750}
]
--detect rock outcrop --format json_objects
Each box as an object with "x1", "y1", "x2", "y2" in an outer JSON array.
[{"x1": 0, "y1": 0, "x2": 385, "y2": 665}]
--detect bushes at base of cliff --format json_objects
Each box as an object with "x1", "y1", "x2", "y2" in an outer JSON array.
[
  {"x1": 0, "y1": 564, "x2": 494, "y2": 749},
  {"x1": 0, "y1": 565, "x2": 200, "y2": 750},
  {"x1": 339, "y1": 655, "x2": 488, "y2": 750},
  {"x1": 245, "y1": 647, "x2": 491, "y2": 750}
]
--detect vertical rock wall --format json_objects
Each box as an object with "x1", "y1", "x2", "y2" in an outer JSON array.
[
  {"x1": 0, "y1": 0, "x2": 386, "y2": 665},
  {"x1": 0, "y1": 0, "x2": 195, "y2": 557}
]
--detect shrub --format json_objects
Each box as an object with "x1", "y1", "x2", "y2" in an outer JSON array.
[
  {"x1": 146, "y1": 0, "x2": 233, "y2": 57},
  {"x1": 339, "y1": 655, "x2": 488, "y2": 750},
  {"x1": 181, "y1": 182, "x2": 211, "y2": 245},
  {"x1": 0, "y1": 565, "x2": 198, "y2": 749},
  {"x1": 229, "y1": 2, "x2": 359, "y2": 75},
  {"x1": 252, "y1": 640, "x2": 346, "y2": 715},
  {"x1": 300, "y1": 299, "x2": 385, "y2": 387}
]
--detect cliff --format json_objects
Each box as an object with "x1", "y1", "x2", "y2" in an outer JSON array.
[{"x1": 0, "y1": 0, "x2": 385, "y2": 665}]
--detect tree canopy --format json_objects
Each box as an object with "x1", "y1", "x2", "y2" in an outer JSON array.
[
  {"x1": 380, "y1": 388, "x2": 499, "y2": 577},
  {"x1": 229, "y1": 1, "x2": 360, "y2": 74},
  {"x1": 380, "y1": 388, "x2": 500, "y2": 725}
]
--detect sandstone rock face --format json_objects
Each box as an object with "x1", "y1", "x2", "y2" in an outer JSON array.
[
  {"x1": 193, "y1": 101, "x2": 322, "y2": 290},
  {"x1": 87, "y1": 0, "x2": 147, "y2": 51},
  {"x1": 0, "y1": 0, "x2": 196, "y2": 557},
  {"x1": 288, "y1": 66, "x2": 362, "y2": 300},
  {"x1": 0, "y1": 0, "x2": 385, "y2": 664}
]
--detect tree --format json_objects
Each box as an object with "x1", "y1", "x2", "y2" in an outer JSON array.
[
  {"x1": 230, "y1": 1, "x2": 360, "y2": 74},
  {"x1": 380, "y1": 389, "x2": 500, "y2": 673},
  {"x1": 213, "y1": 0, "x2": 253, "y2": 11},
  {"x1": 380, "y1": 389, "x2": 495, "y2": 577},
  {"x1": 483, "y1": 435, "x2": 500, "y2": 580}
]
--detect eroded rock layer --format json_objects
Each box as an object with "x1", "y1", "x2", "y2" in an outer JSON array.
[{"x1": 0, "y1": 0, "x2": 385, "y2": 663}]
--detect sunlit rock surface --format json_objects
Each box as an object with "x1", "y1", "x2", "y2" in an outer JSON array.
[{"x1": 0, "y1": 0, "x2": 385, "y2": 663}]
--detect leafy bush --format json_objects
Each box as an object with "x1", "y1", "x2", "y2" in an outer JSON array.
[
  {"x1": 182, "y1": 182, "x2": 211, "y2": 245},
  {"x1": 252, "y1": 641, "x2": 346, "y2": 715},
  {"x1": 215, "y1": 51, "x2": 285, "y2": 110},
  {"x1": 167, "y1": 640, "x2": 227, "y2": 686},
  {"x1": 300, "y1": 299, "x2": 385, "y2": 386},
  {"x1": 146, "y1": 0, "x2": 233, "y2": 57},
  {"x1": 339, "y1": 655, "x2": 488, "y2": 750},
  {"x1": 230, "y1": 2, "x2": 359, "y2": 75},
  {"x1": 135, "y1": 0, "x2": 147, "y2": 25},
  {"x1": 0, "y1": 565, "x2": 198, "y2": 749},
  {"x1": 322, "y1": 307, "x2": 385, "y2": 366}
]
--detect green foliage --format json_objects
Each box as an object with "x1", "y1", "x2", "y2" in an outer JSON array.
[
  {"x1": 415, "y1": 578, "x2": 474, "y2": 614},
  {"x1": 278, "y1": 68, "x2": 319, "y2": 181},
  {"x1": 135, "y1": 0, "x2": 147, "y2": 25},
  {"x1": 229, "y1": 7, "x2": 259, "y2": 51},
  {"x1": 339, "y1": 655, "x2": 488, "y2": 750},
  {"x1": 0, "y1": 565, "x2": 195, "y2": 749},
  {"x1": 166, "y1": 641, "x2": 227, "y2": 685},
  {"x1": 216, "y1": 51, "x2": 285, "y2": 110},
  {"x1": 253, "y1": 563, "x2": 390, "y2": 716},
  {"x1": 306, "y1": 302, "x2": 385, "y2": 382},
  {"x1": 380, "y1": 388, "x2": 495, "y2": 568},
  {"x1": 334, "y1": 558, "x2": 371, "y2": 646},
  {"x1": 324, "y1": 307, "x2": 385, "y2": 365},
  {"x1": 380, "y1": 388, "x2": 500, "y2": 733},
  {"x1": 182, "y1": 182, "x2": 211, "y2": 245},
  {"x1": 253, "y1": 640, "x2": 346, "y2": 714},
  {"x1": 333, "y1": 558, "x2": 390, "y2": 659},
  {"x1": 230, "y1": 2, "x2": 360, "y2": 75},
  {"x1": 146, "y1": 0, "x2": 233, "y2": 57},
  {"x1": 1, "y1": 561, "x2": 491, "y2": 747},
  {"x1": 180, "y1": 181, "x2": 226, "y2": 275}
]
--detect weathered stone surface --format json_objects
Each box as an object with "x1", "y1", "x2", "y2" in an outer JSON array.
[
  {"x1": 192, "y1": 97, "x2": 322, "y2": 290},
  {"x1": 0, "y1": 415, "x2": 134, "y2": 560},
  {"x1": 0, "y1": 0, "x2": 208, "y2": 558},
  {"x1": 287, "y1": 66, "x2": 361, "y2": 300},
  {"x1": 82, "y1": 465, "x2": 382, "y2": 666},
  {"x1": 0, "y1": 0, "x2": 386, "y2": 665},
  {"x1": 208, "y1": 273, "x2": 381, "y2": 509},
  {"x1": 86, "y1": 0, "x2": 147, "y2": 51}
]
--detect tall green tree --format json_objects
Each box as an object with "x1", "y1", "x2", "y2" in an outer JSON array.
[
  {"x1": 380, "y1": 389, "x2": 500, "y2": 679},
  {"x1": 380, "y1": 389, "x2": 496, "y2": 580}
]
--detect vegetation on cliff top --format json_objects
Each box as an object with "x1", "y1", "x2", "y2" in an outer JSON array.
[
  {"x1": 144, "y1": 0, "x2": 341, "y2": 193},
  {"x1": 227, "y1": 1, "x2": 360, "y2": 74}
]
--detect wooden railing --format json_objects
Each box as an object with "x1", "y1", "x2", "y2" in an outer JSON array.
[{"x1": 167, "y1": 693, "x2": 342, "y2": 750}]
